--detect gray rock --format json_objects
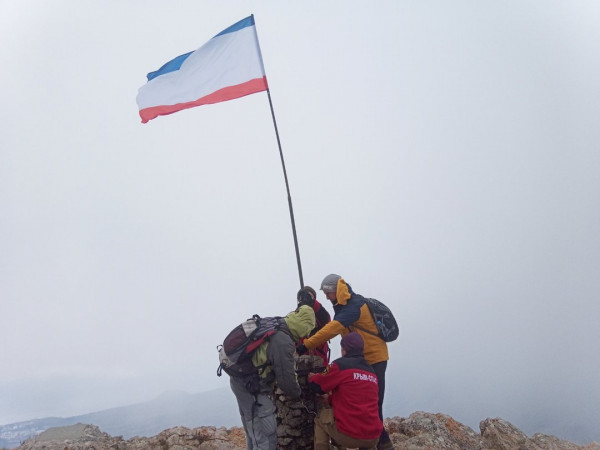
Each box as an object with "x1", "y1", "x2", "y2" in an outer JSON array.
[
  {"x1": 387, "y1": 412, "x2": 481, "y2": 449},
  {"x1": 13, "y1": 413, "x2": 600, "y2": 449}
]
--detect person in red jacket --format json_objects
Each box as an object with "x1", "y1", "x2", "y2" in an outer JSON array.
[
  {"x1": 308, "y1": 332, "x2": 383, "y2": 450},
  {"x1": 299, "y1": 274, "x2": 393, "y2": 449},
  {"x1": 296, "y1": 286, "x2": 331, "y2": 366}
]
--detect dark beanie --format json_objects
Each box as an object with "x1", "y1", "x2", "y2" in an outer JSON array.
[{"x1": 340, "y1": 332, "x2": 364, "y2": 356}]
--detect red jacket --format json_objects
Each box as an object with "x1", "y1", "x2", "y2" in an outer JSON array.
[
  {"x1": 309, "y1": 354, "x2": 383, "y2": 440},
  {"x1": 299, "y1": 299, "x2": 331, "y2": 366}
]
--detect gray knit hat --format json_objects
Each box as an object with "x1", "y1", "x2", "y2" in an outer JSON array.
[{"x1": 320, "y1": 274, "x2": 341, "y2": 293}]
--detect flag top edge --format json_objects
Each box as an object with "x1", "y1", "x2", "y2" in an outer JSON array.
[
  {"x1": 214, "y1": 15, "x2": 254, "y2": 38},
  {"x1": 144, "y1": 15, "x2": 255, "y2": 82}
]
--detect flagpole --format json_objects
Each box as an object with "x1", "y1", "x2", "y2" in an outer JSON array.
[
  {"x1": 265, "y1": 88, "x2": 304, "y2": 289},
  {"x1": 250, "y1": 15, "x2": 304, "y2": 289}
]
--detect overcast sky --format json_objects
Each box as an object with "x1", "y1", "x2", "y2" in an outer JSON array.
[{"x1": 1, "y1": 0, "x2": 599, "y2": 444}]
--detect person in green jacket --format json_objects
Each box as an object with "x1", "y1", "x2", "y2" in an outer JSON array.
[{"x1": 230, "y1": 305, "x2": 315, "y2": 450}]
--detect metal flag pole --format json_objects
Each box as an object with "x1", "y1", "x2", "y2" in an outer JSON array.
[
  {"x1": 265, "y1": 88, "x2": 304, "y2": 289},
  {"x1": 251, "y1": 15, "x2": 304, "y2": 289}
]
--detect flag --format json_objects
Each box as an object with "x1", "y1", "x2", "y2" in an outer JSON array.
[{"x1": 136, "y1": 15, "x2": 268, "y2": 123}]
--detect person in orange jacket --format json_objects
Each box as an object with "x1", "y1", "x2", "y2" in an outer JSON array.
[{"x1": 297, "y1": 274, "x2": 393, "y2": 450}]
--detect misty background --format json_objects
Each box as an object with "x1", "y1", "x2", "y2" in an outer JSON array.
[{"x1": 1, "y1": 1, "x2": 599, "y2": 445}]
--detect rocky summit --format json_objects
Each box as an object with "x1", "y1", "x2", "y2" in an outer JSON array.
[{"x1": 13, "y1": 412, "x2": 600, "y2": 450}]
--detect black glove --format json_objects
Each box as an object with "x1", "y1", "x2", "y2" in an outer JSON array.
[{"x1": 296, "y1": 343, "x2": 308, "y2": 355}]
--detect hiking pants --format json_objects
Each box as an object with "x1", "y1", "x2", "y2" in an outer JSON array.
[
  {"x1": 372, "y1": 360, "x2": 392, "y2": 447},
  {"x1": 314, "y1": 407, "x2": 378, "y2": 450},
  {"x1": 230, "y1": 376, "x2": 277, "y2": 450}
]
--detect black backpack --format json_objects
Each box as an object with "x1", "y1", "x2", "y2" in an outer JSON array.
[
  {"x1": 354, "y1": 298, "x2": 399, "y2": 342},
  {"x1": 217, "y1": 315, "x2": 281, "y2": 377}
]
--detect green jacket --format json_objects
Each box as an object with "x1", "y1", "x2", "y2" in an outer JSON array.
[{"x1": 252, "y1": 305, "x2": 315, "y2": 397}]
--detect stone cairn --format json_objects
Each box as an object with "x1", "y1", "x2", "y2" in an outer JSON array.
[{"x1": 273, "y1": 354, "x2": 326, "y2": 449}]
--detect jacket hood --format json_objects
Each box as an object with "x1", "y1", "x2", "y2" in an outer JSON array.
[
  {"x1": 335, "y1": 279, "x2": 352, "y2": 306},
  {"x1": 284, "y1": 305, "x2": 316, "y2": 342}
]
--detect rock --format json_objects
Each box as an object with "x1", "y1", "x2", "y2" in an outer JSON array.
[
  {"x1": 480, "y1": 417, "x2": 539, "y2": 449},
  {"x1": 34, "y1": 423, "x2": 113, "y2": 442},
  {"x1": 531, "y1": 433, "x2": 586, "y2": 450},
  {"x1": 273, "y1": 354, "x2": 324, "y2": 449},
  {"x1": 384, "y1": 413, "x2": 600, "y2": 450},
  {"x1": 14, "y1": 413, "x2": 600, "y2": 449},
  {"x1": 17, "y1": 425, "x2": 246, "y2": 450},
  {"x1": 386, "y1": 412, "x2": 481, "y2": 449}
]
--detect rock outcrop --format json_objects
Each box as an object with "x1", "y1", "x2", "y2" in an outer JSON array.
[
  {"x1": 275, "y1": 354, "x2": 326, "y2": 449},
  {"x1": 388, "y1": 413, "x2": 600, "y2": 449},
  {"x1": 16, "y1": 423, "x2": 247, "y2": 450},
  {"x1": 14, "y1": 412, "x2": 600, "y2": 450}
]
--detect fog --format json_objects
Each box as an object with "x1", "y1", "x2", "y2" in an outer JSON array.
[{"x1": 1, "y1": 1, "x2": 599, "y2": 444}]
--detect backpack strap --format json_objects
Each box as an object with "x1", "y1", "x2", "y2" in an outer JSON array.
[
  {"x1": 351, "y1": 302, "x2": 384, "y2": 341},
  {"x1": 351, "y1": 323, "x2": 384, "y2": 341}
]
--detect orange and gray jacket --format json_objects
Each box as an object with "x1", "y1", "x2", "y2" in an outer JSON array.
[{"x1": 303, "y1": 279, "x2": 389, "y2": 365}]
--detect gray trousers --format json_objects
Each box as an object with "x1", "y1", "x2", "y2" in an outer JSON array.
[{"x1": 230, "y1": 376, "x2": 277, "y2": 450}]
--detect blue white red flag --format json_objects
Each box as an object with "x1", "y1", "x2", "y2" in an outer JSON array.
[{"x1": 136, "y1": 15, "x2": 268, "y2": 123}]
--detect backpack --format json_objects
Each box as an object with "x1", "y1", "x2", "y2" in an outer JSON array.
[
  {"x1": 354, "y1": 298, "x2": 399, "y2": 342},
  {"x1": 216, "y1": 315, "x2": 281, "y2": 377}
]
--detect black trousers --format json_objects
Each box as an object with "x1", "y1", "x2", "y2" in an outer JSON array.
[{"x1": 371, "y1": 360, "x2": 391, "y2": 444}]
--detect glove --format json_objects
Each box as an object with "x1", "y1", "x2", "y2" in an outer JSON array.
[{"x1": 296, "y1": 343, "x2": 308, "y2": 355}]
